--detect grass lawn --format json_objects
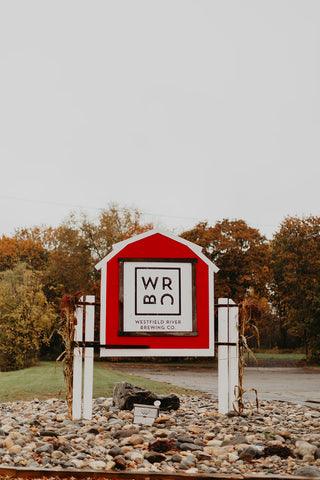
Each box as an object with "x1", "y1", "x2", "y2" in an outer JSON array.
[
  {"x1": 253, "y1": 352, "x2": 305, "y2": 360},
  {"x1": 0, "y1": 351, "x2": 308, "y2": 403},
  {"x1": 0, "y1": 361, "x2": 197, "y2": 403}
]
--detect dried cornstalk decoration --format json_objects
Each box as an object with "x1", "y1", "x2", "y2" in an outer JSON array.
[
  {"x1": 57, "y1": 292, "x2": 82, "y2": 418},
  {"x1": 234, "y1": 297, "x2": 261, "y2": 415}
]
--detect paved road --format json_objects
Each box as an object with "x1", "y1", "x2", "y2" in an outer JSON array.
[{"x1": 109, "y1": 364, "x2": 320, "y2": 406}]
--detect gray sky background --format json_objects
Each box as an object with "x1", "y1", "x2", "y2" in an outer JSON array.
[{"x1": 1, "y1": 1, "x2": 319, "y2": 239}]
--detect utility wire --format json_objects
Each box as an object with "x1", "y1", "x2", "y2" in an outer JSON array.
[
  {"x1": 0, "y1": 194, "x2": 279, "y2": 229},
  {"x1": 0, "y1": 195, "x2": 200, "y2": 221}
]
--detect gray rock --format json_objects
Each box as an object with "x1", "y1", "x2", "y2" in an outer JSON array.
[
  {"x1": 296, "y1": 440, "x2": 317, "y2": 458},
  {"x1": 113, "y1": 455, "x2": 127, "y2": 470},
  {"x1": 114, "y1": 426, "x2": 139, "y2": 438},
  {"x1": 113, "y1": 382, "x2": 180, "y2": 410},
  {"x1": 58, "y1": 445, "x2": 70, "y2": 453},
  {"x1": 144, "y1": 451, "x2": 167, "y2": 463},
  {"x1": 315, "y1": 447, "x2": 320, "y2": 459},
  {"x1": 109, "y1": 446, "x2": 125, "y2": 457},
  {"x1": 180, "y1": 455, "x2": 197, "y2": 469},
  {"x1": 207, "y1": 467, "x2": 219, "y2": 473},
  {"x1": 171, "y1": 453, "x2": 182, "y2": 463},
  {"x1": 177, "y1": 435, "x2": 193, "y2": 443},
  {"x1": 295, "y1": 466, "x2": 320, "y2": 477},
  {"x1": 15, "y1": 438, "x2": 26, "y2": 447},
  {"x1": 239, "y1": 446, "x2": 263, "y2": 459},
  {"x1": 222, "y1": 434, "x2": 248, "y2": 445},
  {"x1": 194, "y1": 438, "x2": 205, "y2": 446},
  {"x1": 75, "y1": 453, "x2": 87, "y2": 460},
  {"x1": 196, "y1": 451, "x2": 212, "y2": 461},
  {"x1": 108, "y1": 419, "x2": 124, "y2": 427},
  {"x1": 125, "y1": 451, "x2": 144, "y2": 463},
  {"x1": 36, "y1": 444, "x2": 54, "y2": 454},
  {"x1": 39, "y1": 430, "x2": 58, "y2": 437},
  {"x1": 180, "y1": 442, "x2": 202, "y2": 452}
]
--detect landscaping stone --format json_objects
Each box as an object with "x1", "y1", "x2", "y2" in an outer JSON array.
[
  {"x1": 180, "y1": 454, "x2": 196, "y2": 469},
  {"x1": 296, "y1": 439, "x2": 317, "y2": 458},
  {"x1": 0, "y1": 395, "x2": 320, "y2": 475},
  {"x1": 113, "y1": 455, "x2": 126, "y2": 470},
  {"x1": 108, "y1": 446, "x2": 124, "y2": 457},
  {"x1": 113, "y1": 381, "x2": 180, "y2": 410},
  {"x1": 295, "y1": 466, "x2": 320, "y2": 477},
  {"x1": 144, "y1": 451, "x2": 167, "y2": 463}
]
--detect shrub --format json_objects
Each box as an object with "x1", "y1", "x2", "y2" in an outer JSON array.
[{"x1": 0, "y1": 263, "x2": 56, "y2": 371}]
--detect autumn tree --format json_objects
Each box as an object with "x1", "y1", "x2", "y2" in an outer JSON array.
[
  {"x1": 43, "y1": 219, "x2": 93, "y2": 301},
  {"x1": 80, "y1": 203, "x2": 153, "y2": 262},
  {"x1": 0, "y1": 233, "x2": 47, "y2": 272},
  {"x1": 271, "y1": 216, "x2": 320, "y2": 360},
  {"x1": 181, "y1": 219, "x2": 271, "y2": 302},
  {"x1": 38, "y1": 204, "x2": 153, "y2": 299},
  {"x1": 0, "y1": 263, "x2": 56, "y2": 371},
  {"x1": 41, "y1": 205, "x2": 153, "y2": 356}
]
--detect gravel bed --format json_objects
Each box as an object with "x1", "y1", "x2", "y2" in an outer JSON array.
[{"x1": 0, "y1": 395, "x2": 320, "y2": 477}]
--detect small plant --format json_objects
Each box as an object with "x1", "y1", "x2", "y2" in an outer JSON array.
[
  {"x1": 56, "y1": 292, "x2": 82, "y2": 418},
  {"x1": 234, "y1": 296, "x2": 261, "y2": 415},
  {"x1": 263, "y1": 445, "x2": 294, "y2": 458},
  {"x1": 149, "y1": 438, "x2": 177, "y2": 453}
]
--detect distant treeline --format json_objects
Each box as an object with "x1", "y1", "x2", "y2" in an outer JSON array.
[{"x1": 0, "y1": 204, "x2": 319, "y2": 369}]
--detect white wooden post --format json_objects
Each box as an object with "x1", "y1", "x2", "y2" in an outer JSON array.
[
  {"x1": 83, "y1": 295, "x2": 95, "y2": 420},
  {"x1": 218, "y1": 298, "x2": 228, "y2": 414},
  {"x1": 72, "y1": 297, "x2": 84, "y2": 420},
  {"x1": 72, "y1": 295, "x2": 95, "y2": 421},
  {"x1": 218, "y1": 298, "x2": 239, "y2": 414}
]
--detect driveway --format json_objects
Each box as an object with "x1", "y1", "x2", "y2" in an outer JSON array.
[{"x1": 109, "y1": 363, "x2": 320, "y2": 406}]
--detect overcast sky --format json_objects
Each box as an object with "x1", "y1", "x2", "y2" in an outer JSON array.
[{"x1": 1, "y1": 0, "x2": 319, "y2": 239}]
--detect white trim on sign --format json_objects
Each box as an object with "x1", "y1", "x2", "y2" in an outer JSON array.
[
  {"x1": 100, "y1": 346, "x2": 215, "y2": 357},
  {"x1": 95, "y1": 229, "x2": 219, "y2": 273}
]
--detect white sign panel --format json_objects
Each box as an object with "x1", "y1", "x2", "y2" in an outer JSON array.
[
  {"x1": 135, "y1": 266, "x2": 181, "y2": 315},
  {"x1": 120, "y1": 261, "x2": 195, "y2": 335},
  {"x1": 133, "y1": 403, "x2": 160, "y2": 425}
]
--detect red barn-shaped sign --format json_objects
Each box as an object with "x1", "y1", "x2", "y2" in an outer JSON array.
[{"x1": 95, "y1": 230, "x2": 218, "y2": 357}]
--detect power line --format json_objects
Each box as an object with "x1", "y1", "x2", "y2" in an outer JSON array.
[
  {"x1": 0, "y1": 194, "x2": 279, "y2": 229},
  {"x1": 0, "y1": 195, "x2": 200, "y2": 222}
]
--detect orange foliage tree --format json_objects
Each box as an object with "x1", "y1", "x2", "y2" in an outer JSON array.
[
  {"x1": 37, "y1": 205, "x2": 153, "y2": 300},
  {"x1": 181, "y1": 219, "x2": 271, "y2": 303},
  {"x1": 0, "y1": 234, "x2": 47, "y2": 272}
]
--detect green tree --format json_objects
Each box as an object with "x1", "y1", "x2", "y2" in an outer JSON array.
[
  {"x1": 181, "y1": 219, "x2": 271, "y2": 303},
  {"x1": 0, "y1": 263, "x2": 56, "y2": 371},
  {"x1": 271, "y1": 216, "x2": 320, "y2": 360}
]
